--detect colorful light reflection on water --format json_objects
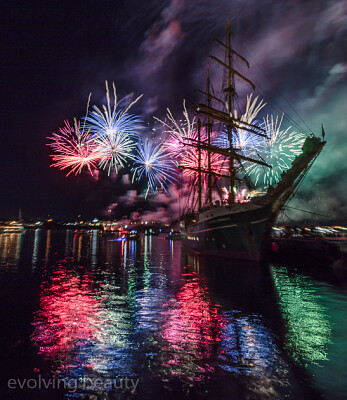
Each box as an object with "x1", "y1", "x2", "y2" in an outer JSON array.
[
  {"x1": 271, "y1": 265, "x2": 347, "y2": 399},
  {"x1": 0, "y1": 232, "x2": 23, "y2": 268},
  {"x1": 1, "y1": 230, "x2": 347, "y2": 399},
  {"x1": 29, "y1": 232, "x2": 294, "y2": 398},
  {"x1": 271, "y1": 266, "x2": 332, "y2": 364},
  {"x1": 159, "y1": 274, "x2": 224, "y2": 381},
  {"x1": 31, "y1": 269, "x2": 103, "y2": 374}
]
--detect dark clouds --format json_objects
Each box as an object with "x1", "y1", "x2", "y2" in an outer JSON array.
[{"x1": 1, "y1": 0, "x2": 347, "y2": 221}]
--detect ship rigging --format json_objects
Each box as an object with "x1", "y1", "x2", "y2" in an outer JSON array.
[{"x1": 175, "y1": 23, "x2": 326, "y2": 261}]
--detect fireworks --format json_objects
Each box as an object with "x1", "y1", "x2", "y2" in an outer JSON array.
[
  {"x1": 245, "y1": 114, "x2": 306, "y2": 187},
  {"x1": 180, "y1": 146, "x2": 228, "y2": 184},
  {"x1": 233, "y1": 94, "x2": 266, "y2": 153},
  {"x1": 47, "y1": 120, "x2": 101, "y2": 176},
  {"x1": 214, "y1": 126, "x2": 263, "y2": 151},
  {"x1": 214, "y1": 94, "x2": 265, "y2": 153},
  {"x1": 47, "y1": 80, "x2": 307, "y2": 204},
  {"x1": 84, "y1": 82, "x2": 144, "y2": 174},
  {"x1": 48, "y1": 82, "x2": 145, "y2": 177},
  {"x1": 84, "y1": 81, "x2": 143, "y2": 138},
  {"x1": 94, "y1": 130, "x2": 136, "y2": 175},
  {"x1": 155, "y1": 100, "x2": 199, "y2": 157},
  {"x1": 131, "y1": 140, "x2": 177, "y2": 197},
  {"x1": 155, "y1": 101, "x2": 229, "y2": 185},
  {"x1": 210, "y1": 95, "x2": 306, "y2": 189}
]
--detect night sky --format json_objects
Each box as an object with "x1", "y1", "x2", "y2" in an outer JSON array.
[{"x1": 1, "y1": 0, "x2": 347, "y2": 222}]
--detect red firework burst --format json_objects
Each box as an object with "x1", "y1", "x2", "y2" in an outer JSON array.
[{"x1": 47, "y1": 120, "x2": 102, "y2": 176}]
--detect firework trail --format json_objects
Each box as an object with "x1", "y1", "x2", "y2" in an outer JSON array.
[
  {"x1": 94, "y1": 130, "x2": 137, "y2": 175},
  {"x1": 155, "y1": 100, "x2": 229, "y2": 185},
  {"x1": 154, "y1": 100, "x2": 200, "y2": 157},
  {"x1": 214, "y1": 94, "x2": 265, "y2": 153},
  {"x1": 233, "y1": 94, "x2": 266, "y2": 152},
  {"x1": 245, "y1": 114, "x2": 306, "y2": 187},
  {"x1": 47, "y1": 120, "x2": 101, "y2": 176},
  {"x1": 84, "y1": 81, "x2": 144, "y2": 174},
  {"x1": 180, "y1": 147, "x2": 228, "y2": 184},
  {"x1": 85, "y1": 81, "x2": 143, "y2": 138},
  {"x1": 132, "y1": 140, "x2": 177, "y2": 197}
]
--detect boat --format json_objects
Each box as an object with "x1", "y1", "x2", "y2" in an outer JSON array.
[
  {"x1": 126, "y1": 229, "x2": 141, "y2": 240},
  {"x1": 179, "y1": 24, "x2": 326, "y2": 261},
  {"x1": 165, "y1": 230, "x2": 185, "y2": 240},
  {"x1": 145, "y1": 228, "x2": 159, "y2": 236},
  {"x1": 0, "y1": 222, "x2": 25, "y2": 233}
]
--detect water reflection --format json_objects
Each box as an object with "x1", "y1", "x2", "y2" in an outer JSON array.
[
  {"x1": 1, "y1": 231, "x2": 343, "y2": 398},
  {"x1": 90, "y1": 230, "x2": 98, "y2": 266},
  {"x1": 64, "y1": 229, "x2": 72, "y2": 258},
  {"x1": 44, "y1": 230, "x2": 51, "y2": 266},
  {"x1": 31, "y1": 236, "x2": 177, "y2": 389},
  {"x1": 271, "y1": 265, "x2": 347, "y2": 399},
  {"x1": 29, "y1": 235, "x2": 309, "y2": 398},
  {"x1": 31, "y1": 268, "x2": 103, "y2": 374},
  {"x1": 159, "y1": 273, "x2": 223, "y2": 381},
  {"x1": 271, "y1": 266, "x2": 332, "y2": 364},
  {"x1": 31, "y1": 229, "x2": 41, "y2": 269},
  {"x1": 175, "y1": 255, "x2": 292, "y2": 398},
  {"x1": 0, "y1": 232, "x2": 23, "y2": 268}
]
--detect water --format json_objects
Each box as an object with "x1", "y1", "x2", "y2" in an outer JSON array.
[{"x1": 1, "y1": 230, "x2": 347, "y2": 399}]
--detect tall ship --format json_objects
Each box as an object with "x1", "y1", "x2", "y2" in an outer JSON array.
[{"x1": 179, "y1": 25, "x2": 325, "y2": 261}]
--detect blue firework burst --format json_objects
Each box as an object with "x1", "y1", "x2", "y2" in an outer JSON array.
[{"x1": 132, "y1": 140, "x2": 177, "y2": 197}]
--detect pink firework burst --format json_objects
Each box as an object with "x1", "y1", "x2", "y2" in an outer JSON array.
[
  {"x1": 156, "y1": 101, "x2": 227, "y2": 184},
  {"x1": 163, "y1": 127, "x2": 209, "y2": 158},
  {"x1": 180, "y1": 147, "x2": 228, "y2": 184},
  {"x1": 47, "y1": 120, "x2": 101, "y2": 176},
  {"x1": 156, "y1": 100, "x2": 207, "y2": 158}
]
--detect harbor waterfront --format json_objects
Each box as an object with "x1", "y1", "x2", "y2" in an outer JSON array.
[{"x1": 1, "y1": 229, "x2": 347, "y2": 399}]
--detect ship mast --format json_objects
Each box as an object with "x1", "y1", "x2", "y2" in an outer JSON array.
[
  {"x1": 180, "y1": 23, "x2": 269, "y2": 213},
  {"x1": 225, "y1": 23, "x2": 235, "y2": 204},
  {"x1": 205, "y1": 22, "x2": 258, "y2": 204},
  {"x1": 197, "y1": 118, "x2": 202, "y2": 209},
  {"x1": 206, "y1": 69, "x2": 212, "y2": 204}
]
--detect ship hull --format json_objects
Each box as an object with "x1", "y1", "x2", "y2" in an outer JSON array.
[{"x1": 183, "y1": 203, "x2": 275, "y2": 261}]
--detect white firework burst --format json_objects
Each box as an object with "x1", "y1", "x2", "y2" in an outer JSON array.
[{"x1": 245, "y1": 114, "x2": 306, "y2": 187}]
